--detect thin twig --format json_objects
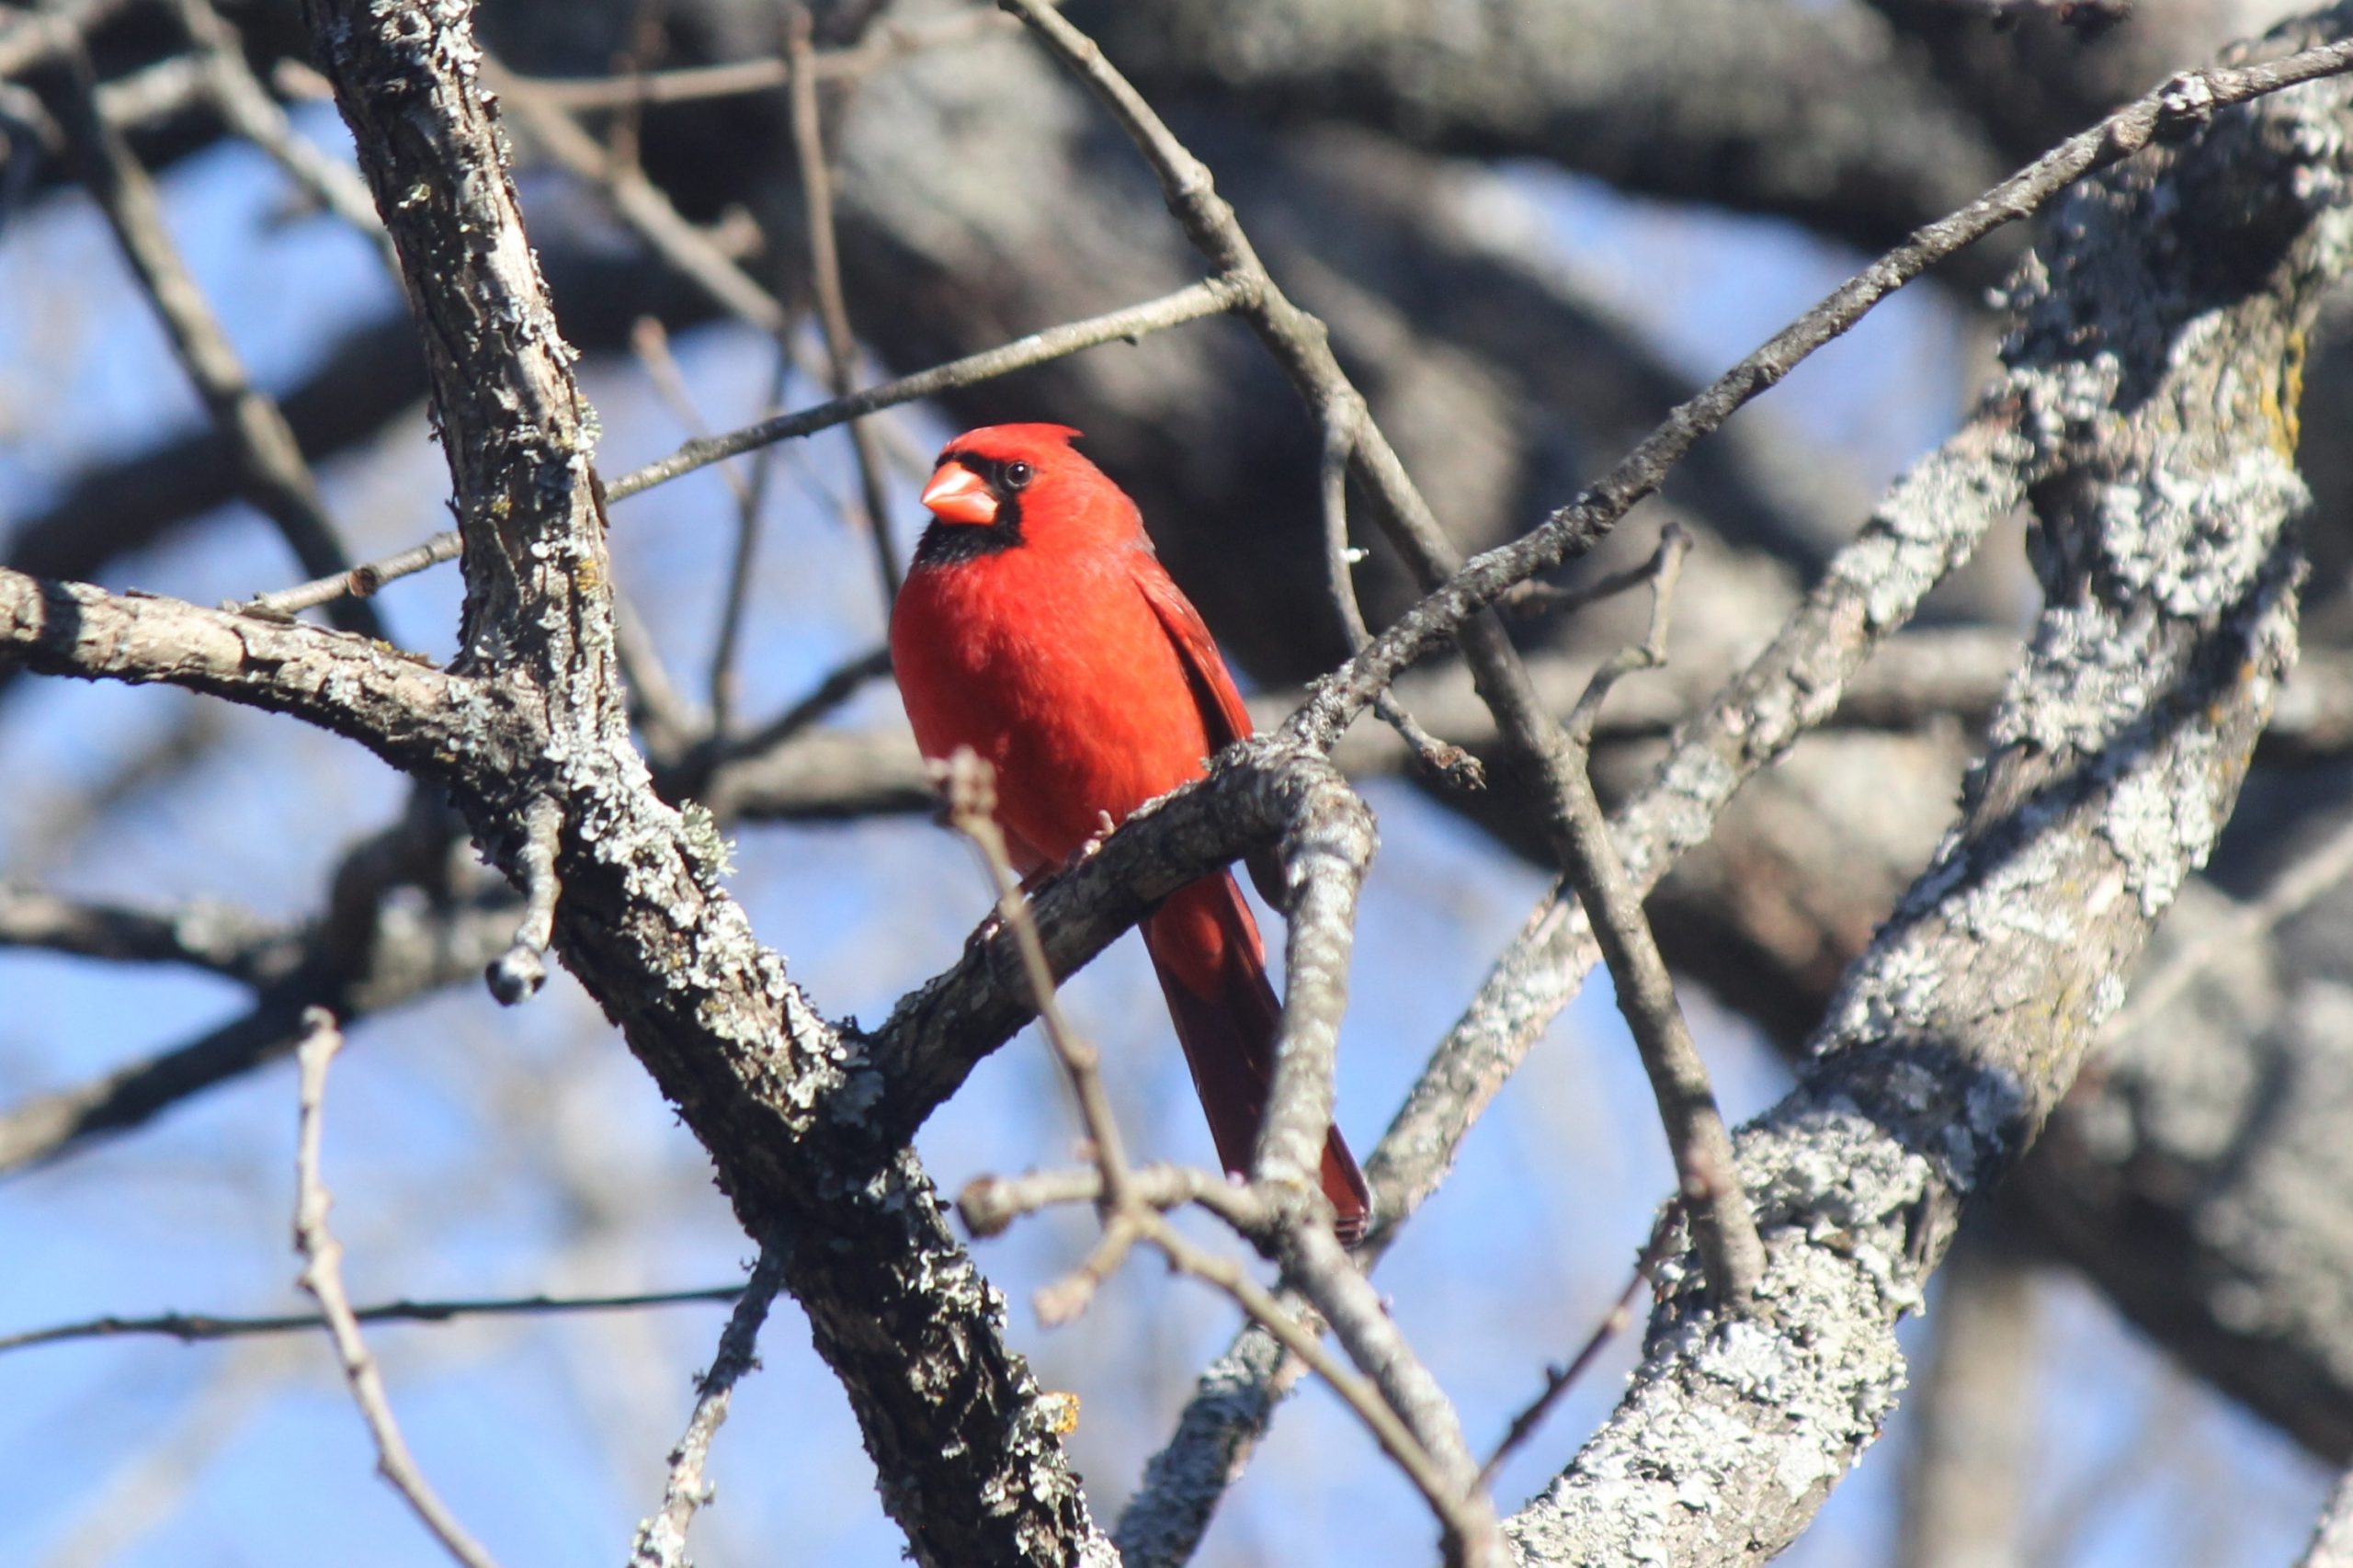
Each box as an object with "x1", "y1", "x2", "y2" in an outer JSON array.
[
  {"x1": 245, "y1": 532, "x2": 464, "y2": 619},
  {"x1": 629, "y1": 1244, "x2": 790, "y2": 1568},
  {"x1": 494, "y1": 43, "x2": 938, "y2": 523},
  {"x1": 0, "y1": 0, "x2": 139, "y2": 81},
  {"x1": 940, "y1": 748, "x2": 1143, "y2": 1319},
  {"x1": 492, "y1": 54, "x2": 787, "y2": 335},
  {"x1": 631, "y1": 315, "x2": 757, "y2": 516},
  {"x1": 626, "y1": 315, "x2": 778, "y2": 738},
  {"x1": 940, "y1": 748, "x2": 1486, "y2": 1550},
  {"x1": 90, "y1": 51, "x2": 202, "y2": 128},
  {"x1": 1563, "y1": 524, "x2": 1693, "y2": 743},
  {"x1": 1280, "y1": 1221, "x2": 1501, "y2": 1562},
  {"x1": 0, "y1": 1284, "x2": 746, "y2": 1356},
  {"x1": 615, "y1": 588, "x2": 708, "y2": 763},
  {"x1": 292, "y1": 1009, "x2": 503, "y2": 1568},
  {"x1": 1319, "y1": 400, "x2": 1483, "y2": 787},
  {"x1": 1476, "y1": 1221, "x2": 1675, "y2": 1490},
  {"x1": 1504, "y1": 555, "x2": 1693, "y2": 619},
  {"x1": 249, "y1": 276, "x2": 1246, "y2": 613},
  {"x1": 957, "y1": 1160, "x2": 1275, "y2": 1241},
  {"x1": 788, "y1": 5, "x2": 903, "y2": 607},
  {"x1": 1144, "y1": 1211, "x2": 1467, "y2": 1530},
  {"x1": 1552, "y1": 528, "x2": 1761, "y2": 1302},
  {"x1": 718, "y1": 644, "x2": 893, "y2": 763},
  {"x1": 1275, "y1": 35, "x2": 2353, "y2": 748},
  {"x1": 486, "y1": 795, "x2": 563, "y2": 1005},
  {"x1": 712, "y1": 349, "x2": 794, "y2": 735},
  {"x1": 43, "y1": 40, "x2": 386, "y2": 642},
  {"x1": 1108, "y1": 30, "x2": 2272, "y2": 1527}
]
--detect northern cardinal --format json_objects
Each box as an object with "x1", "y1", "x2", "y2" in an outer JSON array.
[{"x1": 891, "y1": 423, "x2": 1370, "y2": 1243}]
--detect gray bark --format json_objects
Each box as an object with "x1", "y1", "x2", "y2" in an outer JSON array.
[{"x1": 1506, "y1": 17, "x2": 2347, "y2": 1558}]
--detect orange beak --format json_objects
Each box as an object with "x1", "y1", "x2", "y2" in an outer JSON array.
[{"x1": 920, "y1": 462, "x2": 997, "y2": 525}]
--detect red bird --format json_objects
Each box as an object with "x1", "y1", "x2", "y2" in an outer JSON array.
[{"x1": 891, "y1": 424, "x2": 1370, "y2": 1243}]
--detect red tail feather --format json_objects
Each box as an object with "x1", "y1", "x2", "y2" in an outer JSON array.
[{"x1": 1142, "y1": 874, "x2": 1371, "y2": 1244}]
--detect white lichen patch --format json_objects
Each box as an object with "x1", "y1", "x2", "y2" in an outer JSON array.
[
  {"x1": 1822, "y1": 938, "x2": 1946, "y2": 1049},
  {"x1": 1995, "y1": 600, "x2": 2160, "y2": 754},
  {"x1": 1948, "y1": 838, "x2": 2078, "y2": 948},
  {"x1": 2091, "y1": 969, "x2": 2128, "y2": 1023},
  {"x1": 2101, "y1": 747, "x2": 2222, "y2": 917},
  {"x1": 1643, "y1": 743, "x2": 1742, "y2": 855},
  {"x1": 2100, "y1": 449, "x2": 2305, "y2": 619}
]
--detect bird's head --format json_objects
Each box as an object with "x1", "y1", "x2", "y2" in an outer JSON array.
[{"x1": 915, "y1": 424, "x2": 1136, "y2": 562}]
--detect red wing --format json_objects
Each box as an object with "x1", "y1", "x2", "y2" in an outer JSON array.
[
  {"x1": 1131, "y1": 554, "x2": 1290, "y2": 909},
  {"x1": 1131, "y1": 554, "x2": 1254, "y2": 752}
]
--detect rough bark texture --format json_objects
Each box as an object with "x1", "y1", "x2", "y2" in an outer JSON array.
[
  {"x1": 1504, "y1": 21, "x2": 2347, "y2": 1558},
  {"x1": 290, "y1": 5, "x2": 1112, "y2": 1562},
  {"x1": 10, "y1": 0, "x2": 2353, "y2": 1561}
]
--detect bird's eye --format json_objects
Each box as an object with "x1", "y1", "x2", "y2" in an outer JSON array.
[{"x1": 1003, "y1": 460, "x2": 1033, "y2": 491}]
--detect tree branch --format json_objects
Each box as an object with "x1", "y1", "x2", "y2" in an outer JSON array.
[
  {"x1": 1504, "y1": 17, "x2": 2345, "y2": 1553},
  {"x1": 295, "y1": 5, "x2": 1115, "y2": 1560},
  {"x1": 292, "y1": 1009, "x2": 504, "y2": 1568},
  {"x1": 629, "y1": 1244, "x2": 790, "y2": 1568}
]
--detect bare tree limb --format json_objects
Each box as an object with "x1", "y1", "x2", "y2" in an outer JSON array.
[
  {"x1": 1073, "y1": 0, "x2": 2009, "y2": 261},
  {"x1": 484, "y1": 793, "x2": 562, "y2": 1005},
  {"x1": 942, "y1": 743, "x2": 1497, "y2": 1558},
  {"x1": 0, "y1": 0, "x2": 140, "y2": 82},
  {"x1": 255, "y1": 274, "x2": 1245, "y2": 614},
  {"x1": 0, "y1": 886, "x2": 301, "y2": 985},
  {"x1": 629, "y1": 1244, "x2": 790, "y2": 1568},
  {"x1": 293, "y1": 5, "x2": 1117, "y2": 1559},
  {"x1": 292, "y1": 1008, "x2": 504, "y2": 1568},
  {"x1": 1503, "y1": 18, "x2": 2343, "y2": 1553},
  {"x1": 0, "y1": 572, "x2": 494, "y2": 774},
  {"x1": 0, "y1": 1284, "x2": 746, "y2": 1355},
  {"x1": 1096, "y1": 100, "x2": 2168, "y2": 1548},
  {"x1": 1000, "y1": 0, "x2": 1770, "y2": 1310},
  {"x1": 1477, "y1": 1227, "x2": 1672, "y2": 1493},
  {"x1": 0, "y1": 795, "x2": 504, "y2": 1176},
  {"x1": 1275, "y1": 29, "x2": 2353, "y2": 749},
  {"x1": 515, "y1": 10, "x2": 1016, "y2": 109},
  {"x1": 166, "y1": 0, "x2": 398, "y2": 274},
  {"x1": 786, "y1": 5, "x2": 902, "y2": 608}
]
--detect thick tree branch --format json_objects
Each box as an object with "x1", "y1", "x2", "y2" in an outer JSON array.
[
  {"x1": 1504, "y1": 17, "x2": 2346, "y2": 1555},
  {"x1": 1111, "y1": 3, "x2": 2353, "y2": 1521},
  {"x1": 1003, "y1": 0, "x2": 1772, "y2": 1312},
  {"x1": 1279, "y1": 27, "x2": 2353, "y2": 749},
  {"x1": 0, "y1": 571, "x2": 502, "y2": 776},
  {"x1": 2301, "y1": 1468, "x2": 2353, "y2": 1568},
  {"x1": 295, "y1": 5, "x2": 1114, "y2": 1561}
]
